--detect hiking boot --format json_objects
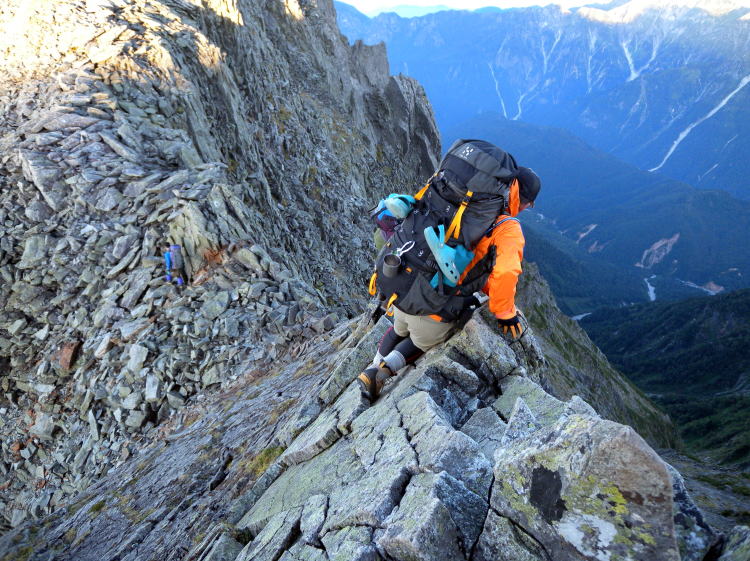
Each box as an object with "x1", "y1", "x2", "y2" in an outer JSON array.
[{"x1": 357, "y1": 365, "x2": 393, "y2": 402}]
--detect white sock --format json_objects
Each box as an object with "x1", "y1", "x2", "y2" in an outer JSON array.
[
  {"x1": 382, "y1": 350, "x2": 406, "y2": 373},
  {"x1": 370, "y1": 352, "x2": 384, "y2": 368}
]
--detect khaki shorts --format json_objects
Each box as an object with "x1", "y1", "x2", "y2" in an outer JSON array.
[{"x1": 392, "y1": 308, "x2": 456, "y2": 352}]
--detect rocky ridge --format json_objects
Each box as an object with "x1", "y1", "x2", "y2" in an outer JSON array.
[
  {"x1": 0, "y1": 0, "x2": 438, "y2": 531},
  {"x1": 2, "y1": 309, "x2": 748, "y2": 560},
  {"x1": 1, "y1": 0, "x2": 748, "y2": 559}
]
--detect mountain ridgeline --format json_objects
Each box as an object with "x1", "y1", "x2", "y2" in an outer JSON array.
[{"x1": 336, "y1": 1, "x2": 750, "y2": 200}]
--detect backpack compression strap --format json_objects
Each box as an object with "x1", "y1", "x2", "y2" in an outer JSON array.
[
  {"x1": 414, "y1": 172, "x2": 437, "y2": 201},
  {"x1": 445, "y1": 190, "x2": 473, "y2": 241}
]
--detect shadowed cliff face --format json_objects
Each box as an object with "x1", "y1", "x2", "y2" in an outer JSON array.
[{"x1": 0, "y1": 0, "x2": 438, "y2": 533}]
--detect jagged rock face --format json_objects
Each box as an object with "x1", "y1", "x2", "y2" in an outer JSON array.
[
  {"x1": 0, "y1": 310, "x2": 717, "y2": 560},
  {"x1": 0, "y1": 0, "x2": 438, "y2": 531}
]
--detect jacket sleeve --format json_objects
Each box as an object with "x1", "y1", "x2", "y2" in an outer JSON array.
[{"x1": 482, "y1": 221, "x2": 525, "y2": 320}]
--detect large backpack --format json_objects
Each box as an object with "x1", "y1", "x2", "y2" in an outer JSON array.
[{"x1": 372, "y1": 139, "x2": 519, "y2": 321}]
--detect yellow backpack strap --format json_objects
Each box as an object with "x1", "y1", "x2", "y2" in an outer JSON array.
[
  {"x1": 385, "y1": 293, "x2": 398, "y2": 316},
  {"x1": 445, "y1": 190, "x2": 473, "y2": 241},
  {"x1": 368, "y1": 272, "x2": 378, "y2": 296}
]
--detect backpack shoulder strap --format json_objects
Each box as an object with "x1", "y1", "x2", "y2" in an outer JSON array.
[{"x1": 484, "y1": 216, "x2": 520, "y2": 238}]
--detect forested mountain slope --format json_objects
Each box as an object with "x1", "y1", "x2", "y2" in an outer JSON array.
[{"x1": 582, "y1": 288, "x2": 750, "y2": 467}]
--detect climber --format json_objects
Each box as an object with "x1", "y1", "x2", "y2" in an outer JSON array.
[{"x1": 358, "y1": 140, "x2": 541, "y2": 402}]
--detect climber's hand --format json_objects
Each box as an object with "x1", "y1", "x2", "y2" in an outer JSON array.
[{"x1": 497, "y1": 314, "x2": 524, "y2": 339}]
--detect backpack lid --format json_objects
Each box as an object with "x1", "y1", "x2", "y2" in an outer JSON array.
[{"x1": 440, "y1": 139, "x2": 518, "y2": 194}]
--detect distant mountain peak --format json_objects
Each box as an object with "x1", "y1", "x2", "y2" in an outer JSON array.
[
  {"x1": 578, "y1": 0, "x2": 750, "y2": 22},
  {"x1": 376, "y1": 4, "x2": 452, "y2": 17},
  {"x1": 343, "y1": 0, "x2": 750, "y2": 19}
]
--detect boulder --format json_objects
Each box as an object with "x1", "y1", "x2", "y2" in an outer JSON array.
[{"x1": 492, "y1": 414, "x2": 680, "y2": 561}]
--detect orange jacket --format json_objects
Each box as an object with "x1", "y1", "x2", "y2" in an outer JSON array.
[{"x1": 460, "y1": 179, "x2": 525, "y2": 320}]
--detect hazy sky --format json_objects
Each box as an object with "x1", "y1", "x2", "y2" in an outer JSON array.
[
  {"x1": 340, "y1": 0, "x2": 586, "y2": 16},
  {"x1": 338, "y1": 0, "x2": 750, "y2": 16}
]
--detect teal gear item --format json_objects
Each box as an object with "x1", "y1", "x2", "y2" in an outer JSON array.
[
  {"x1": 424, "y1": 224, "x2": 475, "y2": 288},
  {"x1": 384, "y1": 193, "x2": 416, "y2": 219}
]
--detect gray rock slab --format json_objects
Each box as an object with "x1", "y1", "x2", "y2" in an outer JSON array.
[
  {"x1": 87, "y1": 410, "x2": 100, "y2": 440},
  {"x1": 492, "y1": 415, "x2": 680, "y2": 561},
  {"x1": 41, "y1": 112, "x2": 100, "y2": 131},
  {"x1": 421, "y1": 354, "x2": 482, "y2": 395},
  {"x1": 201, "y1": 292, "x2": 230, "y2": 320},
  {"x1": 234, "y1": 247, "x2": 264, "y2": 274},
  {"x1": 122, "y1": 391, "x2": 143, "y2": 411},
  {"x1": 280, "y1": 384, "x2": 367, "y2": 468},
  {"x1": 378, "y1": 472, "x2": 467, "y2": 561},
  {"x1": 100, "y1": 131, "x2": 140, "y2": 162},
  {"x1": 202, "y1": 367, "x2": 221, "y2": 387},
  {"x1": 24, "y1": 200, "x2": 53, "y2": 222},
  {"x1": 204, "y1": 532, "x2": 244, "y2": 561},
  {"x1": 95, "y1": 187, "x2": 124, "y2": 211},
  {"x1": 238, "y1": 442, "x2": 364, "y2": 537},
  {"x1": 320, "y1": 526, "x2": 378, "y2": 561},
  {"x1": 20, "y1": 152, "x2": 64, "y2": 210},
  {"x1": 397, "y1": 391, "x2": 493, "y2": 497},
  {"x1": 18, "y1": 235, "x2": 50, "y2": 270},
  {"x1": 494, "y1": 375, "x2": 565, "y2": 426},
  {"x1": 473, "y1": 510, "x2": 547, "y2": 561},
  {"x1": 666, "y1": 463, "x2": 719, "y2": 560},
  {"x1": 300, "y1": 494, "x2": 328, "y2": 545},
  {"x1": 322, "y1": 461, "x2": 411, "y2": 533},
  {"x1": 127, "y1": 344, "x2": 149, "y2": 373},
  {"x1": 500, "y1": 398, "x2": 541, "y2": 446},
  {"x1": 275, "y1": 396, "x2": 322, "y2": 448},
  {"x1": 145, "y1": 374, "x2": 161, "y2": 402},
  {"x1": 121, "y1": 269, "x2": 152, "y2": 310},
  {"x1": 718, "y1": 525, "x2": 750, "y2": 561},
  {"x1": 30, "y1": 413, "x2": 55, "y2": 440},
  {"x1": 443, "y1": 315, "x2": 518, "y2": 385},
  {"x1": 461, "y1": 407, "x2": 507, "y2": 462},
  {"x1": 564, "y1": 395, "x2": 599, "y2": 418},
  {"x1": 352, "y1": 402, "x2": 418, "y2": 471},
  {"x1": 125, "y1": 410, "x2": 145, "y2": 428},
  {"x1": 115, "y1": 318, "x2": 150, "y2": 340},
  {"x1": 124, "y1": 172, "x2": 162, "y2": 197},
  {"x1": 94, "y1": 333, "x2": 112, "y2": 358},
  {"x1": 236, "y1": 507, "x2": 303, "y2": 561},
  {"x1": 278, "y1": 544, "x2": 328, "y2": 561}
]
